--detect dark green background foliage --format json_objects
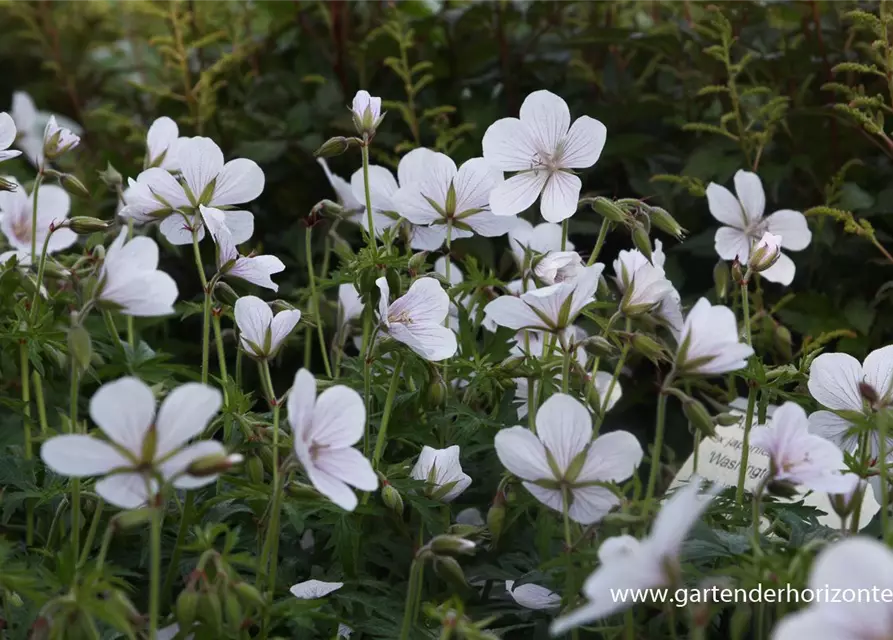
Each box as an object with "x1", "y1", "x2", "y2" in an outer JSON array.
[{"x1": 0, "y1": 1, "x2": 891, "y2": 638}]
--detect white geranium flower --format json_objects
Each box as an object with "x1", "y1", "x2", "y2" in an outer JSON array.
[
  {"x1": 674, "y1": 298, "x2": 754, "y2": 375},
  {"x1": 233, "y1": 296, "x2": 301, "y2": 359},
  {"x1": 43, "y1": 115, "x2": 80, "y2": 158},
  {"x1": 509, "y1": 219, "x2": 571, "y2": 267},
  {"x1": 494, "y1": 393, "x2": 642, "y2": 524},
  {"x1": 534, "y1": 251, "x2": 584, "y2": 285},
  {"x1": 351, "y1": 90, "x2": 383, "y2": 134},
  {"x1": 0, "y1": 177, "x2": 75, "y2": 265},
  {"x1": 807, "y1": 346, "x2": 893, "y2": 497},
  {"x1": 612, "y1": 247, "x2": 676, "y2": 316},
  {"x1": 484, "y1": 264, "x2": 603, "y2": 332},
  {"x1": 289, "y1": 579, "x2": 344, "y2": 600},
  {"x1": 505, "y1": 580, "x2": 561, "y2": 610},
  {"x1": 97, "y1": 229, "x2": 178, "y2": 317},
  {"x1": 146, "y1": 116, "x2": 183, "y2": 170},
  {"x1": 40, "y1": 377, "x2": 232, "y2": 509},
  {"x1": 10, "y1": 91, "x2": 81, "y2": 166},
  {"x1": 199, "y1": 205, "x2": 284, "y2": 291},
  {"x1": 551, "y1": 478, "x2": 720, "y2": 635},
  {"x1": 0, "y1": 112, "x2": 22, "y2": 163},
  {"x1": 393, "y1": 149, "x2": 516, "y2": 248},
  {"x1": 483, "y1": 89, "x2": 607, "y2": 223},
  {"x1": 411, "y1": 445, "x2": 472, "y2": 502},
  {"x1": 706, "y1": 170, "x2": 811, "y2": 286},
  {"x1": 751, "y1": 402, "x2": 850, "y2": 493},
  {"x1": 772, "y1": 537, "x2": 893, "y2": 640},
  {"x1": 651, "y1": 240, "x2": 684, "y2": 337},
  {"x1": 345, "y1": 163, "x2": 403, "y2": 238},
  {"x1": 289, "y1": 369, "x2": 377, "y2": 512},
  {"x1": 376, "y1": 276, "x2": 457, "y2": 361}
]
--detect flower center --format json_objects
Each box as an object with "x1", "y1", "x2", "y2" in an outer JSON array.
[{"x1": 389, "y1": 310, "x2": 412, "y2": 325}]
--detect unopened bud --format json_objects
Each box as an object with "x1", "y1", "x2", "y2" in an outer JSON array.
[
  {"x1": 433, "y1": 555, "x2": 467, "y2": 587},
  {"x1": 199, "y1": 590, "x2": 224, "y2": 635},
  {"x1": 715, "y1": 412, "x2": 741, "y2": 427},
  {"x1": 271, "y1": 299, "x2": 297, "y2": 312},
  {"x1": 647, "y1": 206, "x2": 686, "y2": 240},
  {"x1": 60, "y1": 174, "x2": 90, "y2": 197},
  {"x1": 580, "y1": 335, "x2": 615, "y2": 357},
  {"x1": 113, "y1": 507, "x2": 154, "y2": 530},
  {"x1": 683, "y1": 398, "x2": 716, "y2": 438},
  {"x1": 830, "y1": 475, "x2": 866, "y2": 519},
  {"x1": 176, "y1": 589, "x2": 199, "y2": 629},
  {"x1": 92, "y1": 244, "x2": 106, "y2": 261},
  {"x1": 630, "y1": 333, "x2": 666, "y2": 362},
  {"x1": 774, "y1": 324, "x2": 792, "y2": 361},
  {"x1": 590, "y1": 196, "x2": 627, "y2": 223},
  {"x1": 314, "y1": 136, "x2": 354, "y2": 158},
  {"x1": 714, "y1": 260, "x2": 730, "y2": 300},
  {"x1": 246, "y1": 455, "x2": 264, "y2": 484},
  {"x1": 351, "y1": 90, "x2": 384, "y2": 136},
  {"x1": 223, "y1": 591, "x2": 243, "y2": 633},
  {"x1": 0, "y1": 176, "x2": 17, "y2": 192},
  {"x1": 730, "y1": 260, "x2": 744, "y2": 284},
  {"x1": 630, "y1": 223, "x2": 652, "y2": 262},
  {"x1": 767, "y1": 479, "x2": 799, "y2": 498},
  {"x1": 748, "y1": 232, "x2": 781, "y2": 273},
  {"x1": 408, "y1": 251, "x2": 429, "y2": 273},
  {"x1": 98, "y1": 162, "x2": 123, "y2": 188},
  {"x1": 428, "y1": 535, "x2": 476, "y2": 557},
  {"x1": 68, "y1": 216, "x2": 110, "y2": 234},
  {"x1": 186, "y1": 453, "x2": 243, "y2": 477},
  {"x1": 287, "y1": 482, "x2": 321, "y2": 499},
  {"x1": 426, "y1": 378, "x2": 447, "y2": 408},
  {"x1": 382, "y1": 482, "x2": 404, "y2": 516},
  {"x1": 486, "y1": 500, "x2": 505, "y2": 542},
  {"x1": 214, "y1": 280, "x2": 239, "y2": 306},
  {"x1": 68, "y1": 323, "x2": 93, "y2": 372},
  {"x1": 233, "y1": 582, "x2": 265, "y2": 609}
]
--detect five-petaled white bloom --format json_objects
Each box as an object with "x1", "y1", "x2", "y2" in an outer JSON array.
[
  {"x1": 706, "y1": 170, "x2": 811, "y2": 286},
  {"x1": 484, "y1": 264, "x2": 603, "y2": 332},
  {"x1": 394, "y1": 148, "x2": 516, "y2": 248},
  {"x1": 505, "y1": 580, "x2": 561, "y2": 610},
  {"x1": 411, "y1": 445, "x2": 472, "y2": 502},
  {"x1": 807, "y1": 346, "x2": 893, "y2": 497},
  {"x1": 772, "y1": 537, "x2": 893, "y2": 640},
  {"x1": 551, "y1": 478, "x2": 719, "y2": 635},
  {"x1": 40, "y1": 377, "x2": 233, "y2": 509},
  {"x1": 351, "y1": 90, "x2": 383, "y2": 134},
  {"x1": 233, "y1": 295, "x2": 301, "y2": 359},
  {"x1": 483, "y1": 89, "x2": 607, "y2": 223},
  {"x1": 376, "y1": 276, "x2": 457, "y2": 361},
  {"x1": 43, "y1": 115, "x2": 80, "y2": 159},
  {"x1": 9, "y1": 91, "x2": 81, "y2": 166},
  {"x1": 751, "y1": 402, "x2": 850, "y2": 493},
  {"x1": 612, "y1": 247, "x2": 676, "y2": 316},
  {"x1": 199, "y1": 205, "x2": 284, "y2": 291},
  {"x1": 674, "y1": 298, "x2": 754, "y2": 375},
  {"x1": 509, "y1": 219, "x2": 572, "y2": 267},
  {"x1": 0, "y1": 177, "x2": 75, "y2": 265},
  {"x1": 0, "y1": 112, "x2": 22, "y2": 163},
  {"x1": 289, "y1": 369, "x2": 377, "y2": 512},
  {"x1": 145, "y1": 116, "x2": 183, "y2": 171},
  {"x1": 289, "y1": 579, "x2": 344, "y2": 600},
  {"x1": 494, "y1": 393, "x2": 642, "y2": 524},
  {"x1": 96, "y1": 229, "x2": 178, "y2": 317},
  {"x1": 534, "y1": 250, "x2": 584, "y2": 285}
]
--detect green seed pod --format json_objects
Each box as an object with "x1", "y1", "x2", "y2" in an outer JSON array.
[
  {"x1": 426, "y1": 377, "x2": 448, "y2": 408},
  {"x1": 774, "y1": 324, "x2": 793, "y2": 361},
  {"x1": 314, "y1": 136, "x2": 352, "y2": 158},
  {"x1": 434, "y1": 555, "x2": 467, "y2": 588},
  {"x1": 176, "y1": 589, "x2": 199, "y2": 629},
  {"x1": 232, "y1": 582, "x2": 266, "y2": 610},
  {"x1": 715, "y1": 412, "x2": 742, "y2": 427},
  {"x1": 631, "y1": 334, "x2": 666, "y2": 362},
  {"x1": 683, "y1": 398, "x2": 716, "y2": 438},
  {"x1": 713, "y1": 260, "x2": 730, "y2": 301},
  {"x1": 429, "y1": 534, "x2": 476, "y2": 556},
  {"x1": 98, "y1": 162, "x2": 123, "y2": 188},
  {"x1": 246, "y1": 455, "x2": 264, "y2": 484},
  {"x1": 630, "y1": 223, "x2": 652, "y2": 262},
  {"x1": 647, "y1": 206, "x2": 686, "y2": 240},
  {"x1": 113, "y1": 507, "x2": 155, "y2": 530},
  {"x1": 486, "y1": 502, "x2": 505, "y2": 542},
  {"x1": 382, "y1": 483, "x2": 405, "y2": 516},
  {"x1": 198, "y1": 590, "x2": 224, "y2": 635},
  {"x1": 68, "y1": 323, "x2": 93, "y2": 372},
  {"x1": 68, "y1": 216, "x2": 110, "y2": 234},
  {"x1": 214, "y1": 281, "x2": 239, "y2": 307},
  {"x1": 60, "y1": 174, "x2": 90, "y2": 198},
  {"x1": 224, "y1": 591, "x2": 244, "y2": 633},
  {"x1": 408, "y1": 251, "x2": 429, "y2": 273},
  {"x1": 590, "y1": 196, "x2": 628, "y2": 223}
]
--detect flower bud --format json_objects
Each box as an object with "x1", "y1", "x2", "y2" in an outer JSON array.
[
  {"x1": 232, "y1": 582, "x2": 266, "y2": 610},
  {"x1": 382, "y1": 482, "x2": 404, "y2": 516},
  {"x1": 830, "y1": 474, "x2": 866, "y2": 519},
  {"x1": 68, "y1": 216, "x2": 111, "y2": 234},
  {"x1": 246, "y1": 455, "x2": 264, "y2": 484},
  {"x1": 287, "y1": 482, "x2": 321, "y2": 499},
  {"x1": 198, "y1": 590, "x2": 224, "y2": 635},
  {"x1": 186, "y1": 452, "x2": 243, "y2": 477},
  {"x1": 98, "y1": 162, "x2": 123, "y2": 188},
  {"x1": 647, "y1": 206, "x2": 686, "y2": 240},
  {"x1": 351, "y1": 90, "x2": 384, "y2": 136},
  {"x1": 43, "y1": 116, "x2": 80, "y2": 159},
  {"x1": 92, "y1": 244, "x2": 106, "y2": 261},
  {"x1": 223, "y1": 591, "x2": 243, "y2": 633},
  {"x1": 580, "y1": 335, "x2": 615, "y2": 357},
  {"x1": 630, "y1": 333, "x2": 666, "y2": 362},
  {"x1": 486, "y1": 500, "x2": 506, "y2": 542},
  {"x1": 314, "y1": 136, "x2": 354, "y2": 158},
  {"x1": 113, "y1": 507, "x2": 155, "y2": 530},
  {"x1": 428, "y1": 534, "x2": 476, "y2": 557},
  {"x1": 68, "y1": 323, "x2": 93, "y2": 372},
  {"x1": 714, "y1": 412, "x2": 741, "y2": 426},
  {"x1": 0, "y1": 176, "x2": 16, "y2": 192},
  {"x1": 408, "y1": 250, "x2": 429, "y2": 273},
  {"x1": 434, "y1": 555, "x2": 467, "y2": 587},
  {"x1": 590, "y1": 196, "x2": 627, "y2": 223},
  {"x1": 714, "y1": 260, "x2": 730, "y2": 300},
  {"x1": 426, "y1": 377, "x2": 447, "y2": 408},
  {"x1": 730, "y1": 260, "x2": 745, "y2": 284},
  {"x1": 176, "y1": 589, "x2": 199, "y2": 629},
  {"x1": 682, "y1": 397, "x2": 716, "y2": 438},
  {"x1": 61, "y1": 174, "x2": 90, "y2": 197},
  {"x1": 271, "y1": 299, "x2": 297, "y2": 312},
  {"x1": 774, "y1": 324, "x2": 793, "y2": 361},
  {"x1": 214, "y1": 280, "x2": 239, "y2": 307},
  {"x1": 630, "y1": 222, "x2": 652, "y2": 262},
  {"x1": 748, "y1": 232, "x2": 781, "y2": 273}
]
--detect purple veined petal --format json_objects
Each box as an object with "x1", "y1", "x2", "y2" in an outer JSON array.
[
  {"x1": 310, "y1": 384, "x2": 365, "y2": 448},
  {"x1": 315, "y1": 447, "x2": 377, "y2": 491},
  {"x1": 453, "y1": 157, "x2": 502, "y2": 213},
  {"x1": 228, "y1": 255, "x2": 285, "y2": 291},
  {"x1": 577, "y1": 430, "x2": 643, "y2": 483},
  {"x1": 483, "y1": 295, "x2": 550, "y2": 331},
  {"x1": 234, "y1": 296, "x2": 273, "y2": 351},
  {"x1": 568, "y1": 485, "x2": 620, "y2": 524},
  {"x1": 388, "y1": 277, "x2": 450, "y2": 326},
  {"x1": 519, "y1": 90, "x2": 571, "y2": 157},
  {"x1": 534, "y1": 393, "x2": 592, "y2": 472},
  {"x1": 559, "y1": 115, "x2": 607, "y2": 169},
  {"x1": 177, "y1": 137, "x2": 224, "y2": 201},
  {"x1": 807, "y1": 353, "x2": 864, "y2": 412}
]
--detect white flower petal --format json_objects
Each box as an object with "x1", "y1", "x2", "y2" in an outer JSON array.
[
  {"x1": 535, "y1": 393, "x2": 592, "y2": 472},
  {"x1": 560, "y1": 116, "x2": 607, "y2": 169},
  {"x1": 705, "y1": 182, "x2": 746, "y2": 229},
  {"x1": 409, "y1": 224, "x2": 448, "y2": 250},
  {"x1": 159, "y1": 213, "x2": 201, "y2": 246},
  {"x1": 178, "y1": 137, "x2": 224, "y2": 201},
  {"x1": 464, "y1": 211, "x2": 518, "y2": 237},
  {"x1": 269, "y1": 309, "x2": 302, "y2": 353},
  {"x1": 540, "y1": 171, "x2": 582, "y2": 223},
  {"x1": 228, "y1": 255, "x2": 285, "y2": 291},
  {"x1": 765, "y1": 209, "x2": 811, "y2": 251},
  {"x1": 568, "y1": 485, "x2": 620, "y2": 524},
  {"x1": 221, "y1": 210, "x2": 255, "y2": 245},
  {"x1": 310, "y1": 384, "x2": 365, "y2": 448},
  {"x1": 454, "y1": 157, "x2": 502, "y2": 212},
  {"x1": 287, "y1": 369, "x2": 318, "y2": 436},
  {"x1": 578, "y1": 431, "x2": 643, "y2": 483},
  {"x1": 506, "y1": 580, "x2": 561, "y2": 610},
  {"x1": 758, "y1": 251, "x2": 796, "y2": 286},
  {"x1": 155, "y1": 383, "x2": 222, "y2": 456},
  {"x1": 305, "y1": 463, "x2": 358, "y2": 511},
  {"x1": 234, "y1": 296, "x2": 273, "y2": 354},
  {"x1": 161, "y1": 440, "x2": 227, "y2": 488},
  {"x1": 0, "y1": 112, "x2": 17, "y2": 150},
  {"x1": 315, "y1": 447, "x2": 377, "y2": 491},
  {"x1": 146, "y1": 117, "x2": 179, "y2": 165},
  {"x1": 807, "y1": 353, "x2": 864, "y2": 411},
  {"x1": 483, "y1": 296, "x2": 548, "y2": 331},
  {"x1": 519, "y1": 90, "x2": 570, "y2": 156},
  {"x1": 863, "y1": 345, "x2": 893, "y2": 401},
  {"x1": 807, "y1": 411, "x2": 856, "y2": 451},
  {"x1": 494, "y1": 426, "x2": 552, "y2": 481},
  {"x1": 388, "y1": 322, "x2": 458, "y2": 361},
  {"x1": 89, "y1": 377, "x2": 156, "y2": 457},
  {"x1": 95, "y1": 472, "x2": 154, "y2": 509},
  {"x1": 733, "y1": 170, "x2": 765, "y2": 222},
  {"x1": 714, "y1": 226, "x2": 751, "y2": 261},
  {"x1": 318, "y1": 158, "x2": 363, "y2": 210},
  {"x1": 481, "y1": 117, "x2": 538, "y2": 172},
  {"x1": 289, "y1": 579, "x2": 343, "y2": 600},
  {"x1": 489, "y1": 171, "x2": 548, "y2": 218},
  {"x1": 41, "y1": 435, "x2": 130, "y2": 477},
  {"x1": 389, "y1": 277, "x2": 450, "y2": 326},
  {"x1": 213, "y1": 159, "x2": 265, "y2": 206}
]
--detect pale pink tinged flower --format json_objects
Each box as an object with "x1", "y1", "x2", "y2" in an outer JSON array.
[
  {"x1": 612, "y1": 247, "x2": 676, "y2": 316},
  {"x1": 0, "y1": 112, "x2": 22, "y2": 163},
  {"x1": 494, "y1": 393, "x2": 642, "y2": 525},
  {"x1": 534, "y1": 250, "x2": 584, "y2": 285},
  {"x1": 411, "y1": 445, "x2": 472, "y2": 502},
  {"x1": 351, "y1": 89, "x2": 383, "y2": 134},
  {"x1": 551, "y1": 479, "x2": 720, "y2": 635},
  {"x1": 807, "y1": 346, "x2": 893, "y2": 497},
  {"x1": 200, "y1": 205, "x2": 284, "y2": 291},
  {"x1": 97, "y1": 229, "x2": 178, "y2": 317},
  {"x1": 483, "y1": 89, "x2": 607, "y2": 223},
  {"x1": 288, "y1": 368, "x2": 377, "y2": 512},
  {"x1": 146, "y1": 116, "x2": 183, "y2": 171},
  {"x1": 509, "y1": 219, "x2": 573, "y2": 267},
  {"x1": 348, "y1": 164, "x2": 402, "y2": 238},
  {"x1": 484, "y1": 263, "x2": 603, "y2": 332},
  {"x1": 505, "y1": 580, "x2": 561, "y2": 610},
  {"x1": 234, "y1": 295, "x2": 301, "y2": 359},
  {"x1": 751, "y1": 402, "x2": 850, "y2": 493},
  {"x1": 393, "y1": 149, "x2": 516, "y2": 249},
  {"x1": 0, "y1": 177, "x2": 75, "y2": 265},
  {"x1": 706, "y1": 170, "x2": 811, "y2": 286},
  {"x1": 43, "y1": 115, "x2": 80, "y2": 158},
  {"x1": 40, "y1": 377, "x2": 226, "y2": 509},
  {"x1": 318, "y1": 158, "x2": 364, "y2": 211},
  {"x1": 289, "y1": 578, "x2": 344, "y2": 600},
  {"x1": 376, "y1": 276, "x2": 457, "y2": 361},
  {"x1": 771, "y1": 537, "x2": 893, "y2": 640},
  {"x1": 675, "y1": 298, "x2": 754, "y2": 375}
]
